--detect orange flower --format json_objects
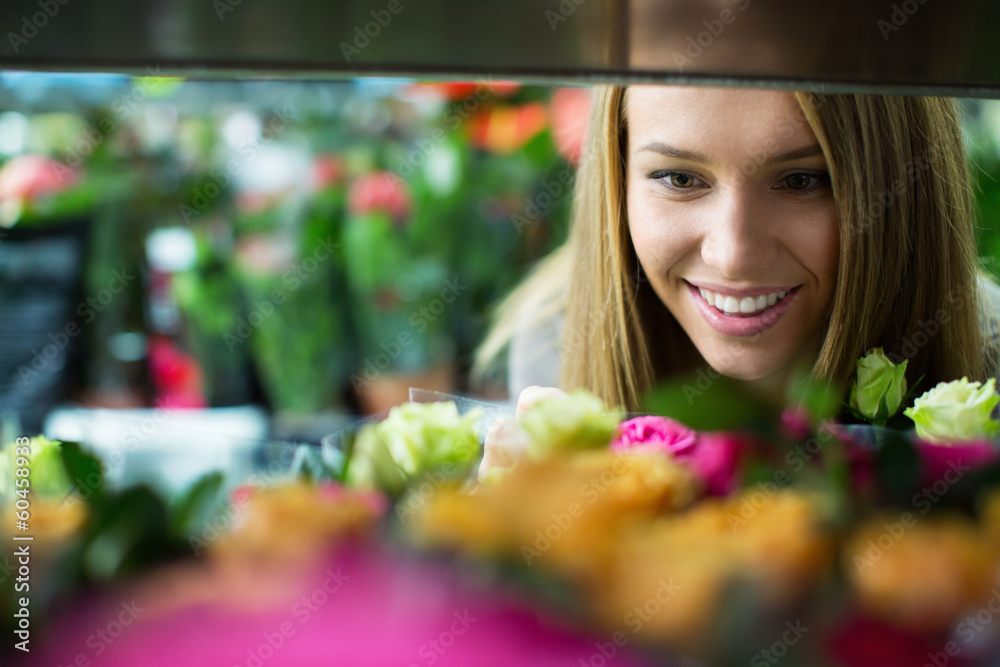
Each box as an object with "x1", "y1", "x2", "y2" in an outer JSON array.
[
  {"x1": 466, "y1": 103, "x2": 549, "y2": 155},
  {"x1": 594, "y1": 490, "x2": 833, "y2": 652},
  {"x1": 844, "y1": 515, "x2": 998, "y2": 632},
  {"x1": 211, "y1": 483, "x2": 386, "y2": 567},
  {"x1": 407, "y1": 450, "x2": 698, "y2": 584}
]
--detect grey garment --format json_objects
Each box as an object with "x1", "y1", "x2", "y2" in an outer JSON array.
[
  {"x1": 508, "y1": 312, "x2": 564, "y2": 398},
  {"x1": 507, "y1": 277, "x2": 1000, "y2": 397},
  {"x1": 979, "y1": 275, "x2": 1000, "y2": 380}
]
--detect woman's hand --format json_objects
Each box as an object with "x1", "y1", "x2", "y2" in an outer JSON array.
[{"x1": 478, "y1": 386, "x2": 568, "y2": 480}]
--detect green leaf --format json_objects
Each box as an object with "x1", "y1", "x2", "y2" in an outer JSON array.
[
  {"x1": 82, "y1": 486, "x2": 174, "y2": 580},
  {"x1": 788, "y1": 376, "x2": 841, "y2": 422},
  {"x1": 644, "y1": 374, "x2": 770, "y2": 431},
  {"x1": 60, "y1": 442, "x2": 104, "y2": 506},
  {"x1": 169, "y1": 472, "x2": 224, "y2": 539}
]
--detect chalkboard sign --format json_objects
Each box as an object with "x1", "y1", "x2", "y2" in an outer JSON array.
[{"x1": 0, "y1": 220, "x2": 89, "y2": 432}]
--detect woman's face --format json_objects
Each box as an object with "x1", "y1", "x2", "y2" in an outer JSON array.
[{"x1": 626, "y1": 86, "x2": 839, "y2": 382}]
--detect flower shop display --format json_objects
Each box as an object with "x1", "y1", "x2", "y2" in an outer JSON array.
[{"x1": 6, "y1": 349, "x2": 1000, "y2": 666}]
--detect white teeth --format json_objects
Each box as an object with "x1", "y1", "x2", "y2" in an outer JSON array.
[{"x1": 695, "y1": 285, "x2": 792, "y2": 315}]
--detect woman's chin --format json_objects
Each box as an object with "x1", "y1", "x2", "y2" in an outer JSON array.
[{"x1": 699, "y1": 350, "x2": 789, "y2": 384}]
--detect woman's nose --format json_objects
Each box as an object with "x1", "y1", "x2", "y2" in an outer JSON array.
[{"x1": 699, "y1": 189, "x2": 776, "y2": 280}]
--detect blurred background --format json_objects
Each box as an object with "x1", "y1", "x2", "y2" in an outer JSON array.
[{"x1": 3, "y1": 72, "x2": 1000, "y2": 473}]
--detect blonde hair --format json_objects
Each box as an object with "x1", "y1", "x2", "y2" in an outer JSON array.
[{"x1": 477, "y1": 85, "x2": 996, "y2": 411}]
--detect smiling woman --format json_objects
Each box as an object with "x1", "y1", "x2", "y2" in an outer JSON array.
[{"x1": 476, "y1": 84, "x2": 1000, "y2": 411}]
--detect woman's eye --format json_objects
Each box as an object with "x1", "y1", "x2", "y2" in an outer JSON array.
[
  {"x1": 652, "y1": 171, "x2": 702, "y2": 190},
  {"x1": 778, "y1": 172, "x2": 830, "y2": 193}
]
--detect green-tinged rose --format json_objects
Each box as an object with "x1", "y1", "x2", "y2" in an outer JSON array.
[
  {"x1": 347, "y1": 402, "x2": 482, "y2": 494},
  {"x1": 0, "y1": 436, "x2": 71, "y2": 502},
  {"x1": 903, "y1": 377, "x2": 1000, "y2": 444},
  {"x1": 849, "y1": 348, "x2": 908, "y2": 423},
  {"x1": 519, "y1": 389, "x2": 623, "y2": 455}
]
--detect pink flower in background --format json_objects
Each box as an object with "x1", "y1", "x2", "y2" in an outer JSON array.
[
  {"x1": 915, "y1": 439, "x2": 999, "y2": 485},
  {"x1": 0, "y1": 154, "x2": 79, "y2": 202},
  {"x1": 687, "y1": 432, "x2": 744, "y2": 497},
  {"x1": 348, "y1": 171, "x2": 411, "y2": 223},
  {"x1": 550, "y1": 87, "x2": 591, "y2": 166},
  {"x1": 312, "y1": 154, "x2": 345, "y2": 191},
  {"x1": 611, "y1": 416, "x2": 742, "y2": 495},
  {"x1": 779, "y1": 405, "x2": 813, "y2": 440},
  {"x1": 27, "y1": 543, "x2": 654, "y2": 667},
  {"x1": 611, "y1": 415, "x2": 697, "y2": 456}
]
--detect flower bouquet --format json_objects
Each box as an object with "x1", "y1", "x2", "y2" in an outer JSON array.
[{"x1": 6, "y1": 349, "x2": 1000, "y2": 666}]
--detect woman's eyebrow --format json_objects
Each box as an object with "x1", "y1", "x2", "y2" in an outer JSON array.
[{"x1": 637, "y1": 142, "x2": 824, "y2": 165}]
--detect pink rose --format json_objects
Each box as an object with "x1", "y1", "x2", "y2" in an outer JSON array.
[
  {"x1": 915, "y1": 439, "x2": 998, "y2": 486},
  {"x1": 779, "y1": 405, "x2": 812, "y2": 440},
  {"x1": 347, "y1": 171, "x2": 411, "y2": 223},
  {"x1": 0, "y1": 154, "x2": 78, "y2": 202},
  {"x1": 611, "y1": 416, "x2": 742, "y2": 496},
  {"x1": 687, "y1": 432, "x2": 743, "y2": 497},
  {"x1": 312, "y1": 154, "x2": 344, "y2": 191},
  {"x1": 610, "y1": 415, "x2": 697, "y2": 456}
]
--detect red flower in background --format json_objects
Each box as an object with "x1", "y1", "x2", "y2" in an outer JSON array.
[
  {"x1": 347, "y1": 171, "x2": 411, "y2": 223},
  {"x1": 413, "y1": 81, "x2": 522, "y2": 101},
  {"x1": 0, "y1": 154, "x2": 79, "y2": 203},
  {"x1": 467, "y1": 103, "x2": 548, "y2": 155},
  {"x1": 550, "y1": 87, "x2": 591, "y2": 166},
  {"x1": 147, "y1": 336, "x2": 207, "y2": 409},
  {"x1": 312, "y1": 154, "x2": 345, "y2": 191}
]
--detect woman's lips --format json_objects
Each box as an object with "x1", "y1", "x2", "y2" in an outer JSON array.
[{"x1": 685, "y1": 281, "x2": 800, "y2": 338}]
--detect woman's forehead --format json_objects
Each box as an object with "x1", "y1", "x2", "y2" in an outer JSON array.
[{"x1": 623, "y1": 85, "x2": 818, "y2": 156}]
